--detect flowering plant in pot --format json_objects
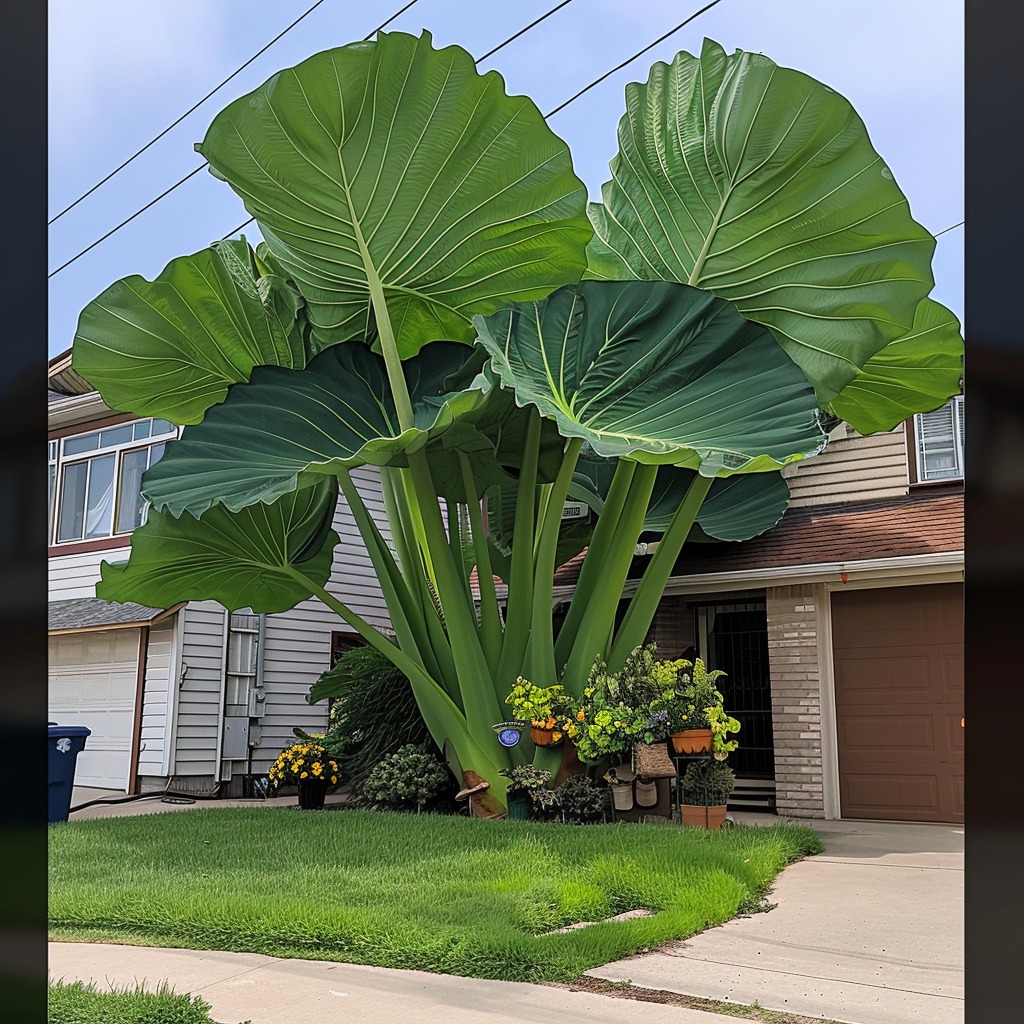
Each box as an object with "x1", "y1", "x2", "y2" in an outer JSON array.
[
  {"x1": 562, "y1": 652, "x2": 645, "y2": 763},
  {"x1": 267, "y1": 735, "x2": 340, "y2": 810},
  {"x1": 668, "y1": 659, "x2": 731, "y2": 754},
  {"x1": 504, "y1": 678, "x2": 567, "y2": 746},
  {"x1": 680, "y1": 759, "x2": 736, "y2": 829},
  {"x1": 497, "y1": 764, "x2": 555, "y2": 820}
]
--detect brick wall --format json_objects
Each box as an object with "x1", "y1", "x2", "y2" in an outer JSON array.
[{"x1": 767, "y1": 585, "x2": 824, "y2": 817}]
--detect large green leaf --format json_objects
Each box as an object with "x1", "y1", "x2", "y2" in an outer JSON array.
[
  {"x1": 198, "y1": 30, "x2": 593, "y2": 358},
  {"x1": 585, "y1": 38, "x2": 936, "y2": 403},
  {"x1": 475, "y1": 280, "x2": 825, "y2": 475},
  {"x1": 570, "y1": 456, "x2": 790, "y2": 540},
  {"x1": 141, "y1": 342, "x2": 488, "y2": 518},
  {"x1": 97, "y1": 480, "x2": 339, "y2": 614},
  {"x1": 824, "y1": 299, "x2": 964, "y2": 433},
  {"x1": 72, "y1": 239, "x2": 308, "y2": 425}
]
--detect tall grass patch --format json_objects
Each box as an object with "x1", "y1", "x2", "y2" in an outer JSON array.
[{"x1": 50, "y1": 809, "x2": 821, "y2": 983}]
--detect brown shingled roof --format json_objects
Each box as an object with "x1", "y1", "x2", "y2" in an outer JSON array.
[{"x1": 551, "y1": 489, "x2": 963, "y2": 589}]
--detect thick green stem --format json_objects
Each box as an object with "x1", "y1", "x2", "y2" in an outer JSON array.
[
  {"x1": 406, "y1": 449, "x2": 501, "y2": 740},
  {"x1": 554, "y1": 459, "x2": 637, "y2": 671},
  {"x1": 338, "y1": 470, "x2": 436, "y2": 677},
  {"x1": 298, "y1": 573, "x2": 508, "y2": 793},
  {"x1": 526, "y1": 437, "x2": 584, "y2": 684},
  {"x1": 496, "y1": 410, "x2": 542, "y2": 688},
  {"x1": 609, "y1": 473, "x2": 714, "y2": 666},
  {"x1": 560, "y1": 463, "x2": 659, "y2": 689},
  {"x1": 460, "y1": 453, "x2": 503, "y2": 677}
]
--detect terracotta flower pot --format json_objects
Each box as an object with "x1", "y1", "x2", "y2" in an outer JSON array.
[
  {"x1": 680, "y1": 803, "x2": 727, "y2": 829},
  {"x1": 530, "y1": 725, "x2": 555, "y2": 746},
  {"x1": 670, "y1": 728, "x2": 713, "y2": 754}
]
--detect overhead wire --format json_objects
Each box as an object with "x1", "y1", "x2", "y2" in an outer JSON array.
[
  {"x1": 48, "y1": 0, "x2": 332, "y2": 226},
  {"x1": 48, "y1": 0, "x2": 424, "y2": 278}
]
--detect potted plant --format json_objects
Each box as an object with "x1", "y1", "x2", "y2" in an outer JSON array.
[
  {"x1": 669, "y1": 659, "x2": 729, "y2": 755},
  {"x1": 504, "y1": 678, "x2": 567, "y2": 746},
  {"x1": 562, "y1": 650, "x2": 649, "y2": 763},
  {"x1": 679, "y1": 759, "x2": 736, "y2": 829},
  {"x1": 497, "y1": 764, "x2": 554, "y2": 820},
  {"x1": 267, "y1": 735, "x2": 340, "y2": 810}
]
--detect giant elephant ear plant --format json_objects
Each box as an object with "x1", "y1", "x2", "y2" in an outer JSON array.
[{"x1": 73, "y1": 32, "x2": 962, "y2": 813}]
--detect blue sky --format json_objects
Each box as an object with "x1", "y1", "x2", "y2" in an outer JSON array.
[{"x1": 47, "y1": 0, "x2": 964, "y2": 359}]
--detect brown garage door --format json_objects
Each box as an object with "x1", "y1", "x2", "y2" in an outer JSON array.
[{"x1": 832, "y1": 583, "x2": 963, "y2": 823}]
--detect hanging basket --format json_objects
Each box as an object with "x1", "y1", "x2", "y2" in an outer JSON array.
[
  {"x1": 633, "y1": 741, "x2": 676, "y2": 779},
  {"x1": 670, "y1": 728, "x2": 713, "y2": 755},
  {"x1": 609, "y1": 783, "x2": 634, "y2": 811}
]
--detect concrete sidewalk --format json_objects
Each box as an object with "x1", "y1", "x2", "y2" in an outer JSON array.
[
  {"x1": 48, "y1": 942, "x2": 731, "y2": 1024},
  {"x1": 588, "y1": 818, "x2": 964, "y2": 1024}
]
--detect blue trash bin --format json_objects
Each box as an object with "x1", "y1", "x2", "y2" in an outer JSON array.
[{"x1": 48, "y1": 722, "x2": 91, "y2": 824}]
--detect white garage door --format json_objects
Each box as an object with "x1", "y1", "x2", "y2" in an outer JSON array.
[{"x1": 49, "y1": 630, "x2": 140, "y2": 791}]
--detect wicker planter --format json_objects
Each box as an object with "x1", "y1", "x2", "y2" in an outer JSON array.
[
  {"x1": 680, "y1": 803, "x2": 727, "y2": 829},
  {"x1": 670, "y1": 728, "x2": 713, "y2": 754}
]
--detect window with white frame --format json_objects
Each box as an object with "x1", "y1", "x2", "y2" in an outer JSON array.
[
  {"x1": 913, "y1": 395, "x2": 964, "y2": 482},
  {"x1": 49, "y1": 418, "x2": 178, "y2": 545}
]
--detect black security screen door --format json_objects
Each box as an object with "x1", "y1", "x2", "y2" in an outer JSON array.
[{"x1": 697, "y1": 601, "x2": 774, "y2": 780}]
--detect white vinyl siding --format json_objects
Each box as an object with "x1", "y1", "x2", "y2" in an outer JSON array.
[
  {"x1": 137, "y1": 618, "x2": 175, "y2": 777},
  {"x1": 783, "y1": 424, "x2": 909, "y2": 507},
  {"x1": 172, "y1": 602, "x2": 228, "y2": 778},
  {"x1": 253, "y1": 466, "x2": 392, "y2": 771},
  {"x1": 914, "y1": 397, "x2": 965, "y2": 482},
  {"x1": 49, "y1": 548, "x2": 123, "y2": 600}
]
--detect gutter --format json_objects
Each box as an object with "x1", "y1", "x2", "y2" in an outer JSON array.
[{"x1": 550, "y1": 550, "x2": 964, "y2": 600}]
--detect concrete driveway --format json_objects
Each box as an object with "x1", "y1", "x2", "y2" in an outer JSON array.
[{"x1": 587, "y1": 817, "x2": 964, "y2": 1024}]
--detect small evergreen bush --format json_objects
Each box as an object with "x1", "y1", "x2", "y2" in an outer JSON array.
[
  {"x1": 556, "y1": 774, "x2": 609, "y2": 823},
  {"x1": 357, "y1": 744, "x2": 453, "y2": 812}
]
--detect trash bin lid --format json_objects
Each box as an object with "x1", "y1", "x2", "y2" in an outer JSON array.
[{"x1": 48, "y1": 724, "x2": 91, "y2": 738}]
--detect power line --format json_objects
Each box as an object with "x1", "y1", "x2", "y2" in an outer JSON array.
[
  {"x1": 935, "y1": 220, "x2": 964, "y2": 238},
  {"x1": 48, "y1": 0, "x2": 424, "y2": 278},
  {"x1": 545, "y1": 0, "x2": 725, "y2": 117},
  {"x1": 48, "y1": 165, "x2": 207, "y2": 279},
  {"x1": 48, "y1": 0, "x2": 331, "y2": 226},
  {"x1": 220, "y1": 0, "x2": 582, "y2": 243}
]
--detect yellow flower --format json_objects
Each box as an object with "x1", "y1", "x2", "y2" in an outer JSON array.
[
  {"x1": 300, "y1": 771, "x2": 308, "y2": 779},
  {"x1": 576, "y1": 711, "x2": 586, "y2": 722}
]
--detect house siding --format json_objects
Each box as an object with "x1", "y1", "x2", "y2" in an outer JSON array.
[
  {"x1": 253, "y1": 466, "x2": 392, "y2": 771},
  {"x1": 766, "y1": 585, "x2": 824, "y2": 817},
  {"x1": 783, "y1": 424, "x2": 909, "y2": 507},
  {"x1": 173, "y1": 602, "x2": 228, "y2": 780},
  {"x1": 48, "y1": 548, "x2": 124, "y2": 600},
  {"x1": 136, "y1": 618, "x2": 174, "y2": 779}
]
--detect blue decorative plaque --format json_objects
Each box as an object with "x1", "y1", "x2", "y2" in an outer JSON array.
[{"x1": 492, "y1": 721, "x2": 524, "y2": 747}]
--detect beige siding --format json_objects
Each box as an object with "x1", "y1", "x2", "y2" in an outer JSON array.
[
  {"x1": 783, "y1": 424, "x2": 909, "y2": 507},
  {"x1": 137, "y1": 618, "x2": 174, "y2": 778},
  {"x1": 766, "y1": 585, "x2": 824, "y2": 817}
]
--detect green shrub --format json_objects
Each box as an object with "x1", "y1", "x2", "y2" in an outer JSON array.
[
  {"x1": 307, "y1": 642, "x2": 433, "y2": 788},
  {"x1": 556, "y1": 774, "x2": 609, "y2": 823},
  {"x1": 357, "y1": 743, "x2": 454, "y2": 812},
  {"x1": 681, "y1": 759, "x2": 736, "y2": 805}
]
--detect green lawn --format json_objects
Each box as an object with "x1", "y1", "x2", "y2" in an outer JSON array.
[
  {"x1": 49, "y1": 808, "x2": 821, "y2": 983},
  {"x1": 48, "y1": 979, "x2": 247, "y2": 1024}
]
